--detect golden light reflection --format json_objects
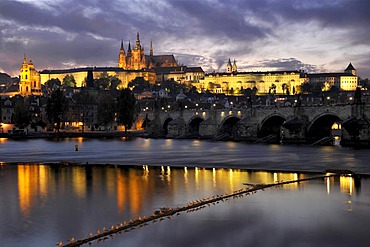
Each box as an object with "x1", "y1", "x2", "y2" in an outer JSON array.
[
  {"x1": 72, "y1": 168, "x2": 86, "y2": 199},
  {"x1": 18, "y1": 165, "x2": 48, "y2": 217},
  {"x1": 212, "y1": 168, "x2": 216, "y2": 187},
  {"x1": 325, "y1": 176, "x2": 335, "y2": 194},
  {"x1": 77, "y1": 137, "x2": 84, "y2": 143},
  {"x1": 166, "y1": 166, "x2": 171, "y2": 184},
  {"x1": 195, "y1": 167, "x2": 199, "y2": 189},
  {"x1": 229, "y1": 169, "x2": 234, "y2": 191},
  {"x1": 128, "y1": 169, "x2": 143, "y2": 215},
  {"x1": 0, "y1": 138, "x2": 8, "y2": 143},
  {"x1": 340, "y1": 176, "x2": 353, "y2": 195},
  {"x1": 184, "y1": 167, "x2": 188, "y2": 184},
  {"x1": 116, "y1": 171, "x2": 126, "y2": 214}
]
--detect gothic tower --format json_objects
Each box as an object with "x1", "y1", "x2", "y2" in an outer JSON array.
[
  {"x1": 130, "y1": 32, "x2": 146, "y2": 70},
  {"x1": 226, "y1": 58, "x2": 232, "y2": 73},
  {"x1": 118, "y1": 39, "x2": 127, "y2": 68},
  {"x1": 232, "y1": 59, "x2": 237, "y2": 72}
]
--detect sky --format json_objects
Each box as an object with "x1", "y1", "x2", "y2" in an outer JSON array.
[{"x1": 1, "y1": 0, "x2": 370, "y2": 78}]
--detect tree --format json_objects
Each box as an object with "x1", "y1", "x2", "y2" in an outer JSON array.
[
  {"x1": 46, "y1": 89, "x2": 68, "y2": 132},
  {"x1": 63, "y1": 74, "x2": 76, "y2": 87},
  {"x1": 117, "y1": 88, "x2": 136, "y2": 133},
  {"x1": 45, "y1": 78, "x2": 61, "y2": 94},
  {"x1": 128, "y1": 77, "x2": 150, "y2": 93},
  {"x1": 94, "y1": 77, "x2": 111, "y2": 90},
  {"x1": 13, "y1": 101, "x2": 30, "y2": 129},
  {"x1": 97, "y1": 93, "x2": 116, "y2": 128}
]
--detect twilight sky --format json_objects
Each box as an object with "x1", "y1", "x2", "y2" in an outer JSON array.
[{"x1": 1, "y1": 0, "x2": 370, "y2": 78}]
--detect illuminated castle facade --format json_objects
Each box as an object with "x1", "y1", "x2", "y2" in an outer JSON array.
[
  {"x1": 194, "y1": 59, "x2": 358, "y2": 94},
  {"x1": 118, "y1": 32, "x2": 178, "y2": 70},
  {"x1": 19, "y1": 55, "x2": 42, "y2": 96}
]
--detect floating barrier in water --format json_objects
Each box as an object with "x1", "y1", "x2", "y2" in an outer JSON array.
[{"x1": 60, "y1": 173, "x2": 337, "y2": 247}]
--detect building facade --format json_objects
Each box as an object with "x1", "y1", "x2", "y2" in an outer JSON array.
[
  {"x1": 19, "y1": 55, "x2": 42, "y2": 96},
  {"x1": 194, "y1": 60, "x2": 358, "y2": 95},
  {"x1": 195, "y1": 60, "x2": 305, "y2": 95},
  {"x1": 307, "y1": 63, "x2": 358, "y2": 91}
]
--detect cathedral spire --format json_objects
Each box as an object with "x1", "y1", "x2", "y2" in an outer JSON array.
[
  {"x1": 23, "y1": 54, "x2": 27, "y2": 64},
  {"x1": 128, "y1": 40, "x2": 131, "y2": 54},
  {"x1": 226, "y1": 58, "x2": 232, "y2": 73},
  {"x1": 120, "y1": 39, "x2": 124, "y2": 50},
  {"x1": 232, "y1": 59, "x2": 237, "y2": 72},
  {"x1": 135, "y1": 32, "x2": 141, "y2": 50},
  {"x1": 150, "y1": 40, "x2": 153, "y2": 56}
]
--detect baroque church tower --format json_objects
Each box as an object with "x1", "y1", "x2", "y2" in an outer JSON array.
[{"x1": 19, "y1": 54, "x2": 42, "y2": 96}]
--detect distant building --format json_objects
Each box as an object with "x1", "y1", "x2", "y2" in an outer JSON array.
[
  {"x1": 307, "y1": 63, "x2": 358, "y2": 91},
  {"x1": 152, "y1": 66, "x2": 204, "y2": 84},
  {"x1": 40, "y1": 67, "x2": 156, "y2": 89},
  {"x1": 195, "y1": 59, "x2": 305, "y2": 95},
  {"x1": 19, "y1": 55, "x2": 42, "y2": 96},
  {"x1": 194, "y1": 60, "x2": 358, "y2": 95}
]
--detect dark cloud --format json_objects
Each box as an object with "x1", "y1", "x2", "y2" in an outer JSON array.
[
  {"x1": 256, "y1": 58, "x2": 319, "y2": 73},
  {"x1": 0, "y1": 0, "x2": 369, "y2": 78}
]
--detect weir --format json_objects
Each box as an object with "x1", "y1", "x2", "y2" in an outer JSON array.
[{"x1": 60, "y1": 173, "x2": 340, "y2": 247}]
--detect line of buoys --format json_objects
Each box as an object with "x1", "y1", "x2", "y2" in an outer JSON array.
[{"x1": 60, "y1": 174, "x2": 336, "y2": 247}]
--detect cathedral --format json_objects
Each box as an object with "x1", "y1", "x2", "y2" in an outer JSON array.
[{"x1": 118, "y1": 32, "x2": 178, "y2": 70}]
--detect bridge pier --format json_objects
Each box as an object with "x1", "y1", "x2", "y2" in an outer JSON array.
[{"x1": 341, "y1": 104, "x2": 370, "y2": 147}]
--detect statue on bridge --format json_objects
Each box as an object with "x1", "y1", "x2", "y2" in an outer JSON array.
[{"x1": 353, "y1": 87, "x2": 362, "y2": 105}]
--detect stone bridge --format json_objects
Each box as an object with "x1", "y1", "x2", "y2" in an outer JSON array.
[{"x1": 138, "y1": 103, "x2": 370, "y2": 146}]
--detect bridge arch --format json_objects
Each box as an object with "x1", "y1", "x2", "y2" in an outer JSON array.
[
  {"x1": 258, "y1": 114, "x2": 286, "y2": 142},
  {"x1": 188, "y1": 116, "x2": 204, "y2": 137},
  {"x1": 162, "y1": 117, "x2": 173, "y2": 136},
  {"x1": 218, "y1": 116, "x2": 241, "y2": 136},
  {"x1": 307, "y1": 113, "x2": 342, "y2": 142}
]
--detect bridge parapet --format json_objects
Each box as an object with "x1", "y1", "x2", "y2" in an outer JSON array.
[{"x1": 139, "y1": 104, "x2": 370, "y2": 146}]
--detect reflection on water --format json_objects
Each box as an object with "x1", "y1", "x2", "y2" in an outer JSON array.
[{"x1": 1, "y1": 164, "x2": 369, "y2": 247}]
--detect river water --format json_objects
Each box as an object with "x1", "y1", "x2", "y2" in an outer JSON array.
[{"x1": 0, "y1": 138, "x2": 369, "y2": 247}]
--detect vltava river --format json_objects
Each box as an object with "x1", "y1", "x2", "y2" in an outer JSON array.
[
  {"x1": 0, "y1": 138, "x2": 369, "y2": 247},
  {"x1": 0, "y1": 138, "x2": 369, "y2": 173}
]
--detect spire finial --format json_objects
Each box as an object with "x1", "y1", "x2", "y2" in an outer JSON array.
[
  {"x1": 150, "y1": 40, "x2": 153, "y2": 56},
  {"x1": 135, "y1": 32, "x2": 141, "y2": 49}
]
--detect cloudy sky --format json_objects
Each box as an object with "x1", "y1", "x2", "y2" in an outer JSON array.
[{"x1": 1, "y1": 0, "x2": 370, "y2": 78}]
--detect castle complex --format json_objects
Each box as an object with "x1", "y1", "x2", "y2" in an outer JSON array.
[{"x1": 13, "y1": 33, "x2": 358, "y2": 96}]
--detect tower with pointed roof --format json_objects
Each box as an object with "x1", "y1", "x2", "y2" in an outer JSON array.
[
  {"x1": 19, "y1": 54, "x2": 41, "y2": 96},
  {"x1": 226, "y1": 58, "x2": 232, "y2": 73},
  {"x1": 344, "y1": 63, "x2": 357, "y2": 76},
  {"x1": 118, "y1": 40, "x2": 127, "y2": 69},
  {"x1": 232, "y1": 59, "x2": 237, "y2": 72},
  {"x1": 117, "y1": 33, "x2": 178, "y2": 70}
]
